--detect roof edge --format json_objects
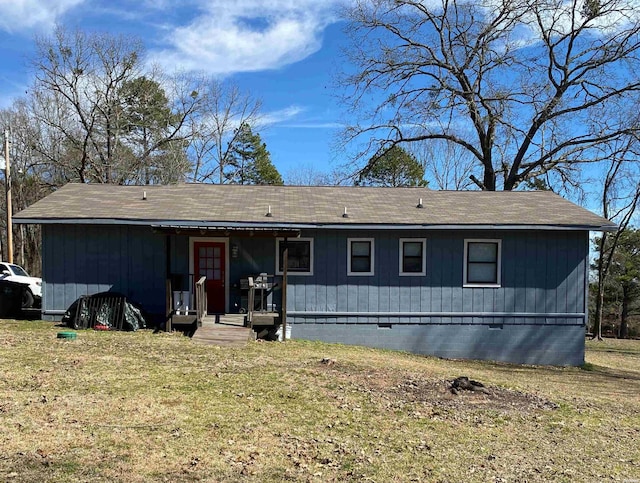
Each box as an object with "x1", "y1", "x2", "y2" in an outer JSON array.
[{"x1": 13, "y1": 217, "x2": 618, "y2": 232}]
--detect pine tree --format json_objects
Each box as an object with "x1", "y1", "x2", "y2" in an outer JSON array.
[
  {"x1": 225, "y1": 123, "x2": 282, "y2": 185},
  {"x1": 357, "y1": 145, "x2": 426, "y2": 187}
]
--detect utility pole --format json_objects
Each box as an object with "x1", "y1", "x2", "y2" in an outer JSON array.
[{"x1": 4, "y1": 129, "x2": 12, "y2": 263}]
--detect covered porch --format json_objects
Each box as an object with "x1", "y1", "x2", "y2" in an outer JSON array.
[{"x1": 153, "y1": 225, "x2": 301, "y2": 336}]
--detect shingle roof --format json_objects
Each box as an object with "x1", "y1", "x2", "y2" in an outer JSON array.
[{"x1": 13, "y1": 182, "x2": 616, "y2": 230}]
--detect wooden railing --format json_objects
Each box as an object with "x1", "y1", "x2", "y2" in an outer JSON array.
[
  {"x1": 246, "y1": 276, "x2": 255, "y2": 328},
  {"x1": 245, "y1": 274, "x2": 282, "y2": 334},
  {"x1": 195, "y1": 276, "x2": 207, "y2": 327}
]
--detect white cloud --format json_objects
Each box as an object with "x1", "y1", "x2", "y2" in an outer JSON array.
[
  {"x1": 257, "y1": 105, "x2": 306, "y2": 127},
  {"x1": 148, "y1": 0, "x2": 345, "y2": 75},
  {"x1": 0, "y1": 0, "x2": 84, "y2": 33},
  {"x1": 255, "y1": 105, "x2": 343, "y2": 129},
  {"x1": 279, "y1": 121, "x2": 343, "y2": 129},
  {"x1": 489, "y1": 0, "x2": 640, "y2": 49},
  {"x1": 414, "y1": 0, "x2": 640, "y2": 54}
]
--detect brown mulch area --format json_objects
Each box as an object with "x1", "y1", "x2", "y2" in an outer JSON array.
[
  {"x1": 391, "y1": 378, "x2": 559, "y2": 412},
  {"x1": 318, "y1": 360, "x2": 559, "y2": 416}
]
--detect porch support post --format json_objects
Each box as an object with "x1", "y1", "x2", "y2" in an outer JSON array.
[
  {"x1": 282, "y1": 237, "x2": 288, "y2": 341},
  {"x1": 165, "y1": 234, "x2": 172, "y2": 332}
]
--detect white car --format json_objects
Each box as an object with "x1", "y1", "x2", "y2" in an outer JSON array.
[{"x1": 0, "y1": 262, "x2": 42, "y2": 308}]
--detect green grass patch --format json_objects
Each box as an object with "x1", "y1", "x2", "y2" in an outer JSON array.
[{"x1": 1, "y1": 320, "x2": 639, "y2": 482}]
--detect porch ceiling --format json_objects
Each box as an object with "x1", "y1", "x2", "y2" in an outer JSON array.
[{"x1": 151, "y1": 224, "x2": 301, "y2": 238}]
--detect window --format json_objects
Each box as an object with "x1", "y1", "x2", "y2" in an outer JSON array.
[
  {"x1": 198, "y1": 245, "x2": 222, "y2": 281},
  {"x1": 399, "y1": 238, "x2": 426, "y2": 276},
  {"x1": 276, "y1": 238, "x2": 313, "y2": 275},
  {"x1": 348, "y1": 238, "x2": 374, "y2": 276},
  {"x1": 464, "y1": 239, "x2": 501, "y2": 287},
  {"x1": 9, "y1": 264, "x2": 27, "y2": 277}
]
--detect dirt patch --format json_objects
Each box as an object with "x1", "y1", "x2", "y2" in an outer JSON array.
[
  {"x1": 391, "y1": 378, "x2": 560, "y2": 413},
  {"x1": 320, "y1": 361, "x2": 558, "y2": 416}
]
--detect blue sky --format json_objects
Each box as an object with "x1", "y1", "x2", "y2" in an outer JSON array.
[{"x1": 0, "y1": 0, "x2": 351, "y2": 181}]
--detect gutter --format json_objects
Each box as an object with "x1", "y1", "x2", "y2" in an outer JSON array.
[{"x1": 12, "y1": 217, "x2": 618, "y2": 232}]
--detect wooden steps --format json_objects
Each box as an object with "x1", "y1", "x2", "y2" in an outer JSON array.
[
  {"x1": 191, "y1": 314, "x2": 254, "y2": 347},
  {"x1": 204, "y1": 313, "x2": 246, "y2": 327}
]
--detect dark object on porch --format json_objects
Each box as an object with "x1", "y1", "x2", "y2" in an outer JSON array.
[
  {"x1": 171, "y1": 313, "x2": 197, "y2": 328},
  {"x1": 0, "y1": 280, "x2": 28, "y2": 318},
  {"x1": 167, "y1": 276, "x2": 207, "y2": 332},
  {"x1": 246, "y1": 274, "x2": 280, "y2": 328},
  {"x1": 449, "y1": 376, "x2": 490, "y2": 395},
  {"x1": 237, "y1": 278, "x2": 250, "y2": 313},
  {"x1": 63, "y1": 292, "x2": 146, "y2": 331}
]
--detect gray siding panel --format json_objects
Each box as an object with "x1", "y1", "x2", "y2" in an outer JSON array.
[
  {"x1": 525, "y1": 235, "x2": 536, "y2": 313},
  {"x1": 293, "y1": 228, "x2": 588, "y2": 322},
  {"x1": 43, "y1": 224, "x2": 166, "y2": 321},
  {"x1": 556, "y1": 234, "x2": 569, "y2": 314},
  {"x1": 534, "y1": 233, "x2": 546, "y2": 313},
  {"x1": 291, "y1": 323, "x2": 585, "y2": 366},
  {"x1": 169, "y1": 234, "x2": 189, "y2": 291},
  {"x1": 430, "y1": 239, "x2": 441, "y2": 312},
  {"x1": 286, "y1": 228, "x2": 588, "y2": 365}
]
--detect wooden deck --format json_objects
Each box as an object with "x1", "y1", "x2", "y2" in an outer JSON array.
[{"x1": 191, "y1": 314, "x2": 255, "y2": 347}]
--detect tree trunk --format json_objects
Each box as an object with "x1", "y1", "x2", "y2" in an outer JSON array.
[
  {"x1": 619, "y1": 285, "x2": 630, "y2": 339},
  {"x1": 593, "y1": 286, "x2": 604, "y2": 340},
  {"x1": 592, "y1": 233, "x2": 608, "y2": 340}
]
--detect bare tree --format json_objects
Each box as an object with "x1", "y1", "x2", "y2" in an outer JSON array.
[
  {"x1": 408, "y1": 139, "x2": 476, "y2": 190},
  {"x1": 339, "y1": 0, "x2": 640, "y2": 190},
  {"x1": 0, "y1": 106, "x2": 53, "y2": 275},
  {"x1": 284, "y1": 163, "x2": 346, "y2": 186},
  {"x1": 30, "y1": 27, "x2": 200, "y2": 185},
  {"x1": 188, "y1": 80, "x2": 262, "y2": 183},
  {"x1": 591, "y1": 135, "x2": 640, "y2": 339},
  {"x1": 30, "y1": 27, "x2": 141, "y2": 183}
]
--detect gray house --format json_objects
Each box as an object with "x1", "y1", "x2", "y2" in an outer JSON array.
[{"x1": 14, "y1": 183, "x2": 615, "y2": 365}]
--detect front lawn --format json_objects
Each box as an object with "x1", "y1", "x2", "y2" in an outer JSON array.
[{"x1": 1, "y1": 321, "x2": 638, "y2": 482}]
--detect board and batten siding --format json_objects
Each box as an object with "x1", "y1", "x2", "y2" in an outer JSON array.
[
  {"x1": 288, "y1": 229, "x2": 589, "y2": 366},
  {"x1": 40, "y1": 223, "x2": 589, "y2": 365},
  {"x1": 42, "y1": 224, "x2": 167, "y2": 323}
]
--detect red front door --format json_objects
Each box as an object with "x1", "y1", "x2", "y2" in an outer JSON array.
[{"x1": 194, "y1": 242, "x2": 225, "y2": 313}]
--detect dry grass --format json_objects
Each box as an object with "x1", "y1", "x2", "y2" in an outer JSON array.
[{"x1": 0, "y1": 320, "x2": 639, "y2": 482}]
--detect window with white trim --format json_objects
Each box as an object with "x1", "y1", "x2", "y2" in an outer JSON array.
[
  {"x1": 399, "y1": 238, "x2": 426, "y2": 276},
  {"x1": 348, "y1": 238, "x2": 374, "y2": 276},
  {"x1": 276, "y1": 238, "x2": 313, "y2": 275},
  {"x1": 464, "y1": 239, "x2": 501, "y2": 286}
]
